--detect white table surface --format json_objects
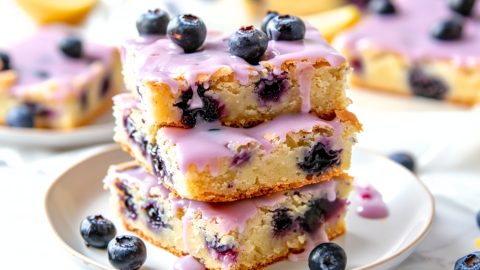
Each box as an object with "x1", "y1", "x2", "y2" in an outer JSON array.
[{"x1": 0, "y1": 1, "x2": 479, "y2": 269}]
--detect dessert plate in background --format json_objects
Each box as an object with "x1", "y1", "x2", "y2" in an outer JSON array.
[
  {"x1": 44, "y1": 146, "x2": 434, "y2": 270},
  {"x1": 0, "y1": 112, "x2": 114, "y2": 149}
]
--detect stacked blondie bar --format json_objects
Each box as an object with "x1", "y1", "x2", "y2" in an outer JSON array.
[{"x1": 104, "y1": 10, "x2": 361, "y2": 270}]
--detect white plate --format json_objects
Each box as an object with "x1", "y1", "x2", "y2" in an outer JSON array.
[
  {"x1": 0, "y1": 112, "x2": 114, "y2": 149},
  {"x1": 44, "y1": 146, "x2": 434, "y2": 270}
]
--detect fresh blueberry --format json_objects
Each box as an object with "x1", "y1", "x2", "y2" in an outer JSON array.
[
  {"x1": 228, "y1": 25, "x2": 269, "y2": 64},
  {"x1": 431, "y1": 18, "x2": 463, "y2": 41},
  {"x1": 143, "y1": 202, "x2": 169, "y2": 231},
  {"x1": 368, "y1": 0, "x2": 396, "y2": 15},
  {"x1": 59, "y1": 37, "x2": 83, "y2": 58},
  {"x1": 308, "y1": 242, "x2": 347, "y2": 270},
  {"x1": 255, "y1": 72, "x2": 289, "y2": 104},
  {"x1": 6, "y1": 105, "x2": 35, "y2": 128},
  {"x1": 136, "y1": 9, "x2": 170, "y2": 35},
  {"x1": 173, "y1": 87, "x2": 221, "y2": 127},
  {"x1": 388, "y1": 152, "x2": 416, "y2": 172},
  {"x1": 108, "y1": 235, "x2": 147, "y2": 270},
  {"x1": 454, "y1": 252, "x2": 480, "y2": 270},
  {"x1": 167, "y1": 14, "x2": 207, "y2": 53},
  {"x1": 0, "y1": 51, "x2": 11, "y2": 71},
  {"x1": 450, "y1": 0, "x2": 476, "y2": 17},
  {"x1": 272, "y1": 208, "x2": 293, "y2": 236},
  {"x1": 298, "y1": 142, "x2": 342, "y2": 176},
  {"x1": 261, "y1": 11, "x2": 279, "y2": 33},
  {"x1": 408, "y1": 67, "x2": 448, "y2": 100},
  {"x1": 80, "y1": 215, "x2": 116, "y2": 249},
  {"x1": 266, "y1": 14, "x2": 306, "y2": 41}
]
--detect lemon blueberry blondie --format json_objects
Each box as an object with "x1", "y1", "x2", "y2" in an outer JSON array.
[{"x1": 0, "y1": 26, "x2": 122, "y2": 129}]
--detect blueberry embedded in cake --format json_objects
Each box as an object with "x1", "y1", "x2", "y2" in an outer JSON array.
[
  {"x1": 334, "y1": 0, "x2": 480, "y2": 106},
  {"x1": 0, "y1": 26, "x2": 123, "y2": 129},
  {"x1": 113, "y1": 93, "x2": 361, "y2": 202},
  {"x1": 104, "y1": 162, "x2": 353, "y2": 270}
]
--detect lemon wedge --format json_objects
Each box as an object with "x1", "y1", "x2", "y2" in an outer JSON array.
[
  {"x1": 303, "y1": 5, "x2": 362, "y2": 43},
  {"x1": 15, "y1": 0, "x2": 98, "y2": 25}
]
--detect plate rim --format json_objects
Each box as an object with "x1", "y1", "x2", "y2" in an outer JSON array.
[{"x1": 44, "y1": 145, "x2": 435, "y2": 270}]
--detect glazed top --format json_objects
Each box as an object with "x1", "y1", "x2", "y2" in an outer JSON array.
[
  {"x1": 3, "y1": 26, "x2": 115, "y2": 99},
  {"x1": 123, "y1": 25, "x2": 346, "y2": 91},
  {"x1": 335, "y1": 0, "x2": 480, "y2": 66}
]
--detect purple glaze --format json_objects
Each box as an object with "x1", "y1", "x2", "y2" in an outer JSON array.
[
  {"x1": 173, "y1": 255, "x2": 205, "y2": 270},
  {"x1": 5, "y1": 26, "x2": 115, "y2": 99},
  {"x1": 336, "y1": 0, "x2": 480, "y2": 67},
  {"x1": 355, "y1": 184, "x2": 389, "y2": 219}
]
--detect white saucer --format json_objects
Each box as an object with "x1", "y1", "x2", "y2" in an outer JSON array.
[
  {"x1": 44, "y1": 146, "x2": 434, "y2": 270},
  {"x1": 0, "y1": 112, "x2": 114, "y2": 149}
]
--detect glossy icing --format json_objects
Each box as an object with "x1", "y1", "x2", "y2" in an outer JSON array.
[
  {"x1": 335, "y1": 0, "x2": 480, "y2": 66},
  {"x1": 355, "y1": 184, "x2": 389, "y2": 219},
  {"x1": 4, "y1": 26, "x2": 114, "y2": 99}
]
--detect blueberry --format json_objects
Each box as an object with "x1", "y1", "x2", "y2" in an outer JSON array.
[
  {"x1": 34, "y1": 70, "x2": 49, "y2": 78},
  {"x1": 108, "y1": 235, "x2": 147, "y2": 270},
  {"x1": 80, "y1": 215, "x2": 116, "y2": 249},
  {"x1": 408, "y1": 67, "x2": 448, "y2": 100},
  {"x1": 450, "y1": 0, "x2": 476, "y2": 17},
  {"x1": 302, "y1": 199, "x2": 326, "y2": 233},
  {"x1": 298, "y1": 142, "x2": 342, "y2": 176},
  {"x1": 431, "y1": 18, "x2": 463, "y2": 41},
  {"x1": 271, "y1": 208, "x2": 293, "y2": 236},
  {"x1": 173, "y1": 87, "x2": 221, "y2": 127},
  {"x1": 0, "y1": 51, "x2": 11, "y2": 71},
  {"x1": 308, "y1": 242, "x2": 347, "y2": 270},
  {"x1": 198, "y1": 93, "x2": 221, "y2": 122},
  {"x1": 143, "y1": 202, "x2": 169, "y2": 231},
  {"x1": 231, "y1": 151, "x2": 251, "y2": 167},
  {"x1": 454, "y1": 252, "x2": 480, "y2": 270},
  {"x1": 136, "y1": 9, "x2": 170, "y2": 36},
  {"x1": 59, "y1": 37, "x2": 83, "y2": 58},
  {"x1": 205, "y1": 235, "x2": 238, "y2": 262},
  {"x1": 349, "y1": 0, "x2": 371, "y2": 9},
  {"x1": 116, "y1": 182, "x2": 138, "y2": 220},
  {"x1": 255, "y1": 72, "x2": 289, "y2": 104},
  {"x1": 476, "y1": 210, "x2": 480, "y2": 229},
  {"x1": 167, "y1": 14, "x2": 207, "y2": 53},
  {"x1": 6, "y1": 105, "x2": 35, "y2": 128},
  {"x1": 228, "y1": 26, "x2": 268, "y2": 64},
  {"x1": 368, "y1": 0, "x2": 396, "y2": 15},
  {"x1": 266, "y1": 14, "x2": 306, "y2": 41},
  {"x1": 261, "y1": 11, "x2": 279, "y2": 33},
  {"x1": 388, "y1": 152, "x2": 416, "y2": 172},
  {"x1": 101, "y1": 75, "x2": 111, "y2": 97}
]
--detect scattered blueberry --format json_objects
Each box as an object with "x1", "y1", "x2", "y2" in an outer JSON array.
[
  {"x1": 454, "y1": 252, "x2": 480, "y2": 270},
  {"x1": 431, "y1": 18, "x2": 463, "y2": 41},
  {"x1": 228, "y1": 25, "x2": 268, "y2": 64},
  {"x1": 298, "y1": 142, "x2": 342, "y2": 176},
  {"x1": 261, "y1": 11, "x2": 279, "y2": 33},
  {"x1": 80, "y1": 215, "x2": 116, "y2": 249},
  {"x1": 388, "y1": 152, "x2": 416, "y2": 172},
  {"x1": 59, "y1": 37, "x2": 83, "y2": 58},
  {"x1": 0, "y1": 51, "x2": 11, "y2": 71},
  {"x1": 368, "y1": 0, "x2": 396, "y2": 15},
  {"x1": 450, "y1": 0, "x2": 476, "y2": 17},
  {"x1": 408, "y1": 67, "x2": 448, "y2": 100},
  {"x1": 6, "y1": 105, "x2": 35, "y2": 128},
  {"x1": 136, "y1": 9, "x2": 170, "y2": 35},
  {"x1": 143, "y1": 202, "x2": 169, "y2": 231},
  {"x1": 266, "y1": 14, "x2": 306, "y2": 41},
  {"x1": 272, "y1": 208, "x2": 293, "y2": 236},
  {"x1": 255, "y1": 72, "x2": 289, "y2": 104},
  {"x1": 308, "y1": 242, "x2": 347, "y2": 270},
  {"x1": 108, "y1": 235, "x2": 147, "y2": 270},
  {"x1": 167, "y1": 14, "x2": 207, "y2": 53}
]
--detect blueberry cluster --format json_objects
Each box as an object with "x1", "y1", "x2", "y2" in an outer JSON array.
[
  {"x1": 173, "y1": 86, "x2": 221, "y2": 128},
  {"x1": 59, "y1": 37, "x2": 83, "y2": 58},
  {"x1": 297, "y1": 141, "x2": 343, "y2": 176},
  {"x1": 205, "y1": 234, "x2": 238, "y2": 262},
  {"x1": 142, "y1": 201, "x2": 171, "y2": 231}
]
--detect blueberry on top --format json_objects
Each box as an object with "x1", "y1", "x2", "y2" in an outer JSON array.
[
  {"x1": 454, "y1": 252, "x2": 480, "y2": 270},
  {"x1": 136, "y1": 9, "x2": 170, "y2": 35},
  {"x1": 167, "y1": 14, "x2": 207, "y2": 53},
  {"x1": 308, "y1": 242, "x2": 347, "y2": 270},
  {"x1": 261, "y1": 11, "x2": 279, "y2": 33},
  {"x1": 0, "y1": 51, "x2": 11, "y2": 71},
  {"x1": 431, "y1": 18, "x2": 464, "y2": 41},
  {"x1": 450, "y1": 0, "x2": 476, "y2": 17},
  {"x1": 228, "y1": 25, "x2": 269, "y2": 64},
  {"x1": 80, "y1": 215, "x2": 117, "y2": 249},
  {"x1": 368, "y1": 0, "x2": 396, "y2": 15},
  {"x1": 266, "y1": 15, "x2": 306, "y2": 41},
  {"x1": 6, "y1": 104, "x2": 35, "y2": 128},
  {"x1": 108, "y1": 235, "x2": 147, "y2": 270},
  {"x1": 388, "y1": 152, "x2": 416, "y2": 172},
  {"x1": 59, "y1": 37, "x2": 83, "y2": 59}
]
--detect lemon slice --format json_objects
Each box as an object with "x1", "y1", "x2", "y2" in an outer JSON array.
[
  {"x1": 15, "y1": 0, "x2": 98, "y2": 25},
  {"x1": 303, "y1": 5, "x2": 362, "y2": 43}
]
